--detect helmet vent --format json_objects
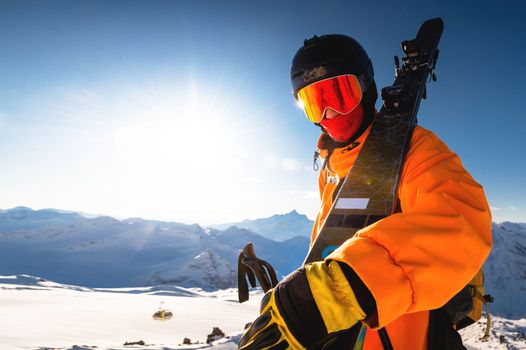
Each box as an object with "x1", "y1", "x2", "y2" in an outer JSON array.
[{"x1": 304, "y1": 35, "x2": 320, "y2": 48}]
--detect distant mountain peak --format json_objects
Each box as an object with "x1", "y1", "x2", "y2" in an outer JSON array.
[
  {"x1": 5, "y1": 206, "x2": 32, "y2": 212},
  {"x1": 272, "y1": 209, "x2": 304, "y2": 218},
  {"x1": 498, "y1": 221, "x2": 526, "y2": 232},
  {"x1": 210, "y1": 209, "x2": 313, "y2": 242}
]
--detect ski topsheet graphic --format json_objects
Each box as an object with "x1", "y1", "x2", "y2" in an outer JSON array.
[
  {"x1": 238, "y1": 17, "x2": 443, "y2": 350},
  {"x1": 304, "y1": 17, "x2": 443, "y2": 264}
]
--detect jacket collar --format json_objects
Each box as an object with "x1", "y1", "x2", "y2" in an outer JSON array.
[{"x1": 316, "y1": 124, "x2": 373, "y2": 177}]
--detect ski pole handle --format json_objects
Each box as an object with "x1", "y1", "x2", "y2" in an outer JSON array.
[{"x1": 237, "y1": 242, "x2": 278, "y2": 302}]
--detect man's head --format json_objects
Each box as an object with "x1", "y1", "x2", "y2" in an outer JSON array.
[{"x1": 291, "y1": 34, "x2": 377, "y2": 145}]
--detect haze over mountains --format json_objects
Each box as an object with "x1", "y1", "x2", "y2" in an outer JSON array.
[
  {"x1": 0, "y1": 207, "x2": 309, "y2": 289},
  {"x1": 0, "y1": 206, "x2": 524, "y2": 318}
]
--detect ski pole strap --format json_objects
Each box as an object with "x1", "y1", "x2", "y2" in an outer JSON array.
[
  {"x1": 475, "y1": 291, "x2": 493, "y2": 342},
  {"x1": 237, "y1": 242, "x2": 278, "y2": 303}
]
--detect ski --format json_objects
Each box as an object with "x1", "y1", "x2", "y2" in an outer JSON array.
[{"x1": 304, "y1": 17, "x2": 443, "y2": 264}]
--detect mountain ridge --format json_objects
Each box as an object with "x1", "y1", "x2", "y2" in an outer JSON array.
[
  {"x1": 0, "y1": 206, "x2": 524, "y2": 318},
  {"x1": 0, "y1": 206, "x2": 309, "y2": 290},
  {"x1": 210, "y1": 209, "x2": 313, "y2": 241}
]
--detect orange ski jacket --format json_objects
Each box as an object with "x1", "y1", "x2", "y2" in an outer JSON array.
[{"x1": 312, "y1": 125, "x2": 492, "y2": 349}]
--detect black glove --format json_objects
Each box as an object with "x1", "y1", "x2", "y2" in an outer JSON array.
[{"x1": 238, "y1": 260, "x2": 375, "y2": 350}]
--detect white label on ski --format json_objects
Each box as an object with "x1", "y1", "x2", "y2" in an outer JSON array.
[{"x1": 335, "y1": 198, "x2": 370, "y2": 210}]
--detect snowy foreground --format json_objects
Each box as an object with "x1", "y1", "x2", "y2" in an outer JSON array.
[
  {"x1": 461, "y1": 316, "x2": 526, "y2": 350},
  {"x1": 0, "y1": 275, "x2": 261, "y2": 350},
  {"x1": 0, "y1": 275, "x2": 524, "y2": 350}
]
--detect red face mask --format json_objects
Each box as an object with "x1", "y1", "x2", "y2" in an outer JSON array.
[{"x1": 319, "y1": 104, "x2": 365, "y2": 143}]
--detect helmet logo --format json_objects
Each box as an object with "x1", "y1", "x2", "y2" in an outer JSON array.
[{"x1": 302, "y1": 66, "x2": 327, "y2": 83}]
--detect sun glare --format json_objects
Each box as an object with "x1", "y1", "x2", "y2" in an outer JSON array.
[
  {"x1": 20, "y1": 71, "x2": 294, "y2": 224},
  {"x1": 111, "y1": 77, "x2": 242, "y2": 172}
]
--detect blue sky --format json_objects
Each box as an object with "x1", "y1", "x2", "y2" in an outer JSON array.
[{"x1": 0, "y1": 0, "x2": 524, "y2": 224}]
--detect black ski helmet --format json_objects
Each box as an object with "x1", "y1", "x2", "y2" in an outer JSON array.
[{"x1": 290, "y1": 34, "x2": 378, "y2": 142}]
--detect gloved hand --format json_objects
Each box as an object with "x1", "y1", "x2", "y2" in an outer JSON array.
[{"x1": 238, "y1": 260, "x2": 370, "y2": 350}]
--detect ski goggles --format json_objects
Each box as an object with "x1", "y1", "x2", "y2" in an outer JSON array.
[{"x1": 296, "y1": 74, "x2": 363, "y2": 123}]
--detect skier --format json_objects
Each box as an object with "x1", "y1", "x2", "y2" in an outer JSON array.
[{"x1": 239, "y1": 34, "x2": 492, "y2": 349}]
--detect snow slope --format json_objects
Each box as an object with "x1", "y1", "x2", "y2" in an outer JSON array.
[
  {"x1": 151, "y1": 250, "x2": 236, "y2": 290},
  {"x1": 460, "y1": 316, "x2": 526, "y2": 349},
  {"x1": 0, "y1": 275, "x2": 524, "y2": 350},
  {"x1": 0, "y1": 275, "x2": 262, "y2": 350},
  {"x1": 485, "y1": 222, "x2": 526, "y2": 318}
]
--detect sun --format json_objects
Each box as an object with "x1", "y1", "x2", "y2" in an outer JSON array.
[
  {"x1": 112, "y1": 76, "x2": 243, "y2": 172},
  {"x1": 34, "y1": 71, "x2": 278, "y2": 223}
]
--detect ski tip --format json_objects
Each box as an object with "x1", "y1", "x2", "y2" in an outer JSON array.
[
  {"x1": 423, "y1": 17, "x2": 444, "y2": 30},
  {"x1": 417, "y1": 17, "x2": 444, "y2": 40}
]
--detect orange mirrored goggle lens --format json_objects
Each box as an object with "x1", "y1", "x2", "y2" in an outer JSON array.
[{"x1": 296, "y1": 74, "x2": 363, "y2": 123}]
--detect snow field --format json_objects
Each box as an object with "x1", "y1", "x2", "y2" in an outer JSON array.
[
  {"x1": 461, "y1": 316, "x2": 526, "y2": 350},
  {"x1": 0, "y1": 282, "x2": 262, "y2": 350},
  {"x1": 0, "y1": 276, "x2": 524, "y2": 349}
]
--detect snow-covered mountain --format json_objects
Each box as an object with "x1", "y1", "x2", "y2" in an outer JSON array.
[
  {"x1": 151, "y1": 249, "x2": 236, "y2": 290},
  {"x1": 485, "y1": 222, "x2": 526, "y2": 318},
  {"x1": 0, "y1": 207, "x2": 309, "y2": 289},
  {"x1": 210, "y1": 209, "x2": 313, "y2": 241},
  {"x1": 1, "y1": 206, "x2": 525, "y2": 321}
]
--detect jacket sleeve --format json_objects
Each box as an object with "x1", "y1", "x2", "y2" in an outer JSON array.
[{"x1": 328, "y1": 127, "x2": 492, "y2": 328}]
